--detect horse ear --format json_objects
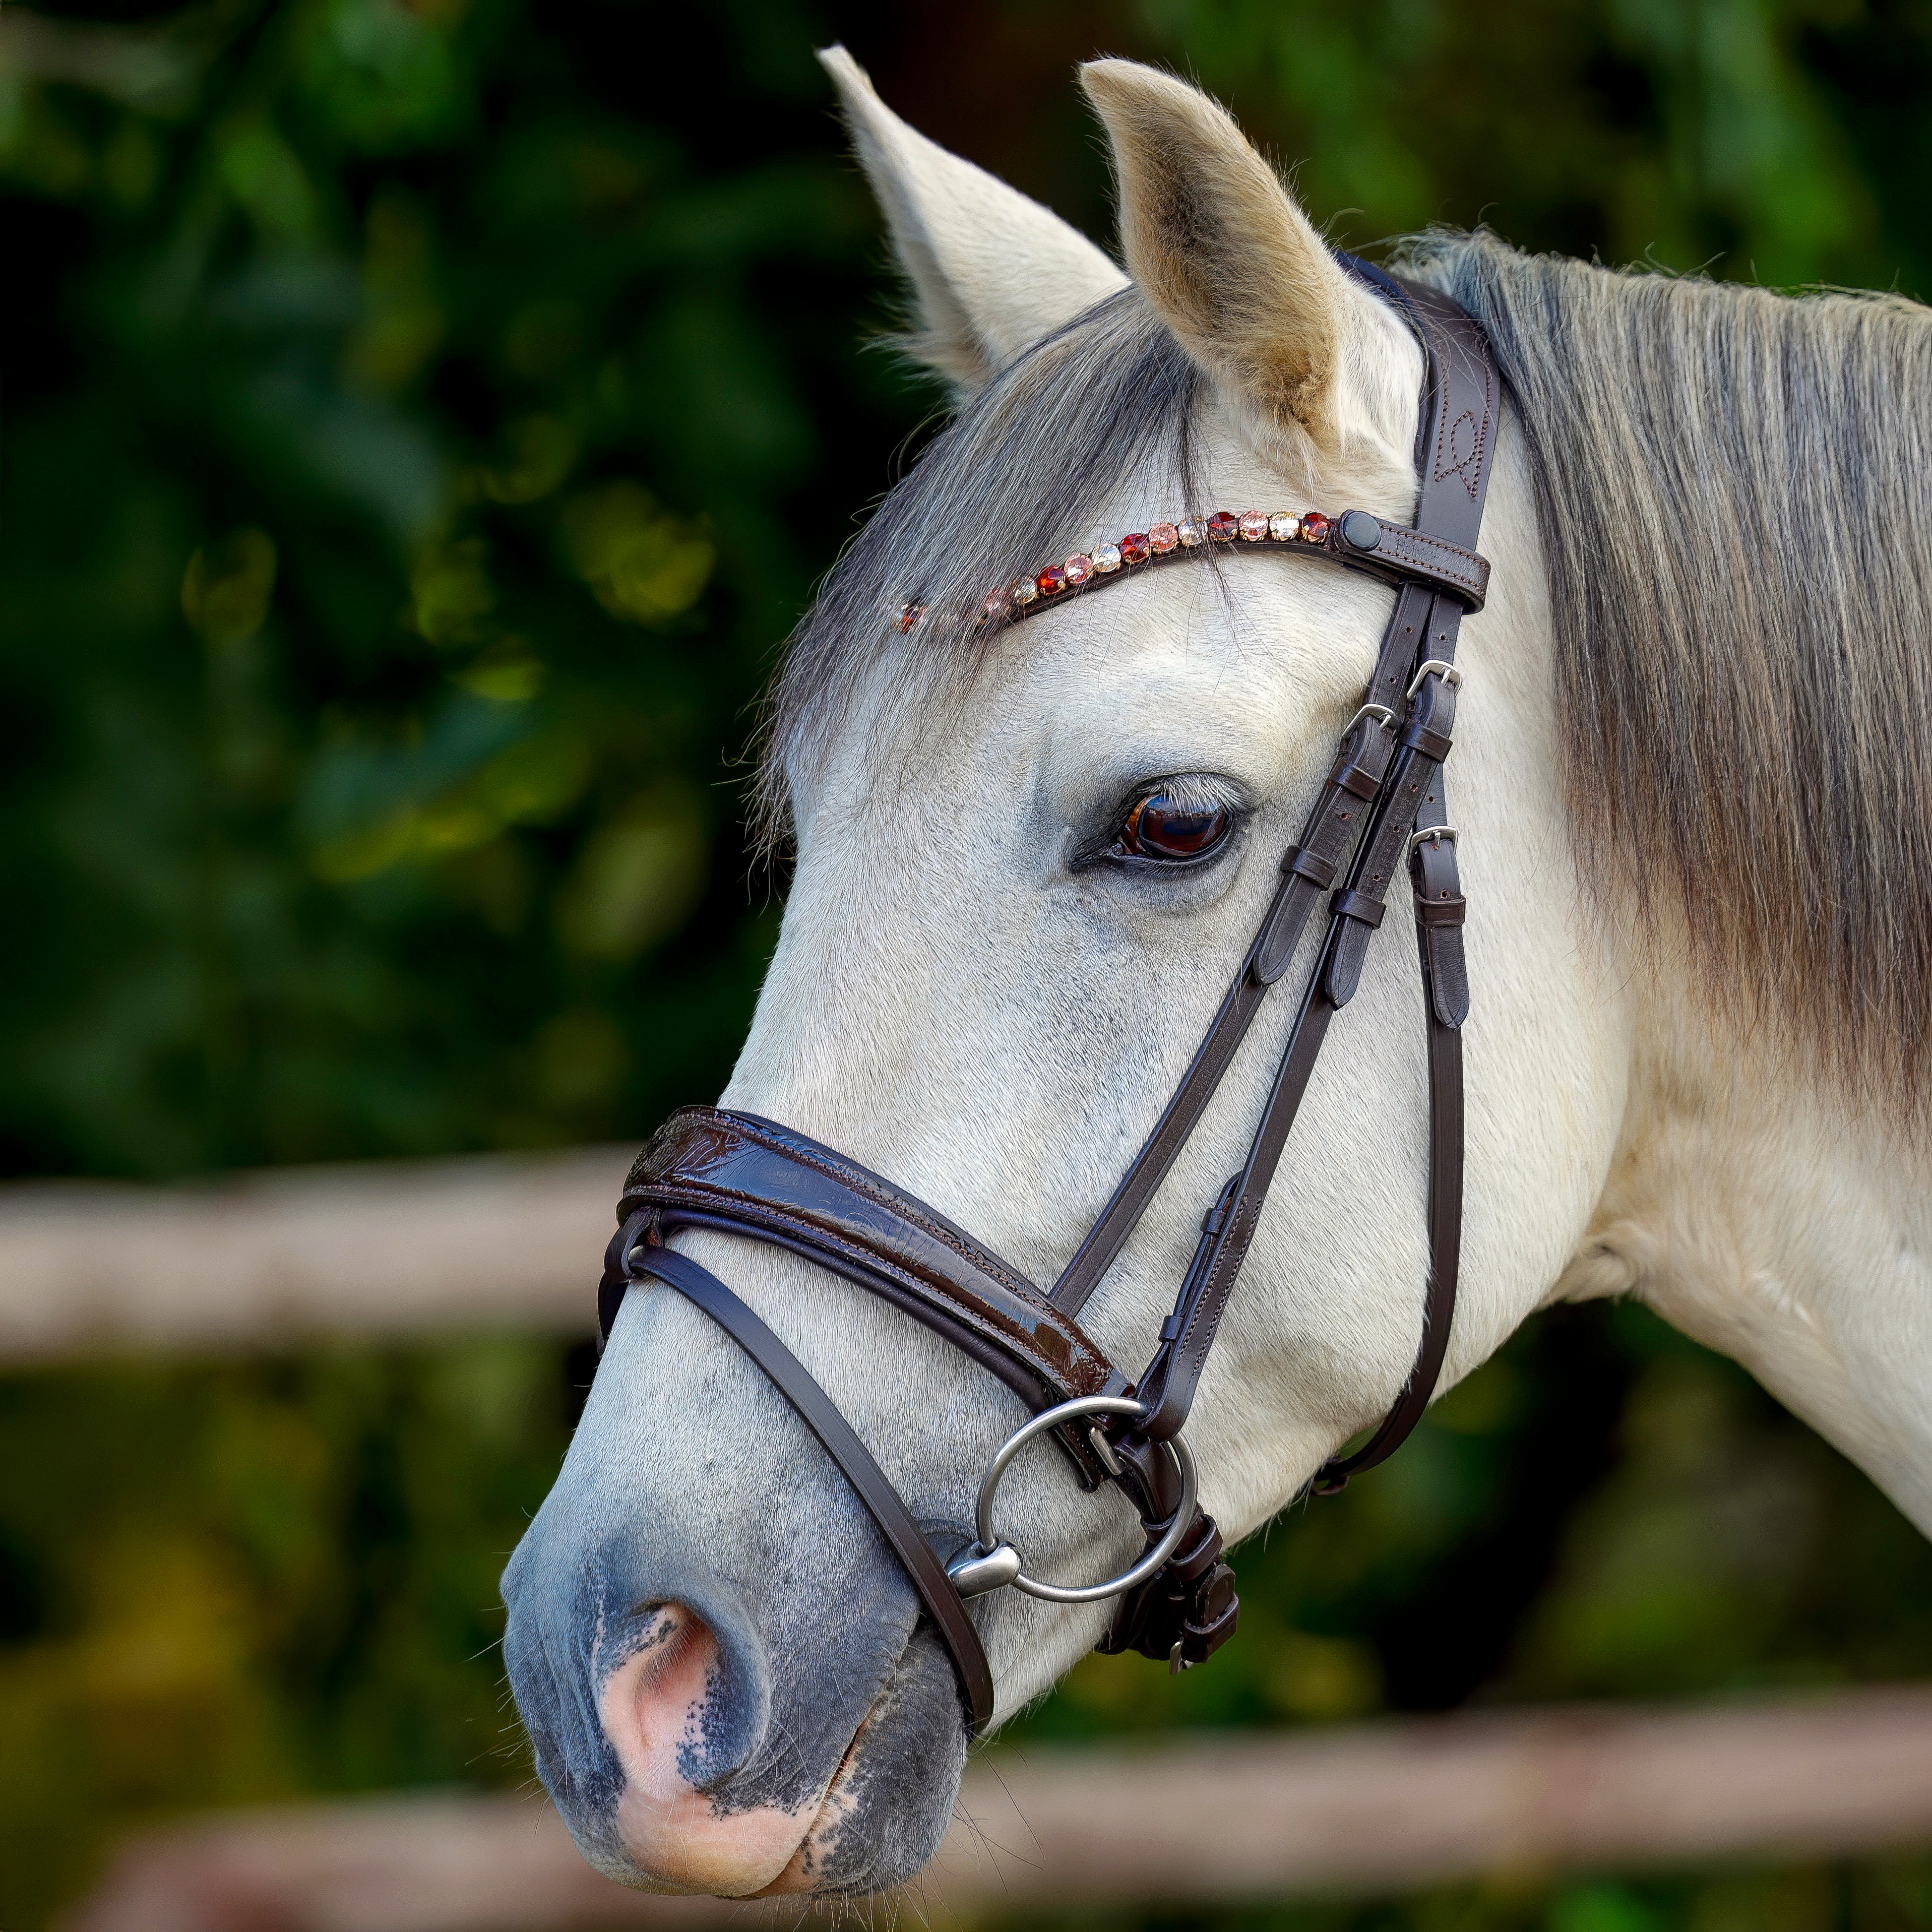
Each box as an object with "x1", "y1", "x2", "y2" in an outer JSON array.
[
  {"x1": 1080, "y1": 59, "x2": 1381, "y2": 461},
  {"x1": 818, "y1": 45, "x2": 1129, "y2": 394}
]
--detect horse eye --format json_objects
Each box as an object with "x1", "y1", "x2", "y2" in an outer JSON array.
[{"x1": 1115, "y1": 792, "x2": 1233, "y2": 862}]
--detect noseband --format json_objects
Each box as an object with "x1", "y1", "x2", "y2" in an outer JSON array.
[{"x1": 597, "y1": 262, "x2": 1499, "y2": 1735}]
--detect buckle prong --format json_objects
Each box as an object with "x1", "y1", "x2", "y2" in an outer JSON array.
[{"x1": 1405, "y1": 659, "x2": 1464, "y2": 700}]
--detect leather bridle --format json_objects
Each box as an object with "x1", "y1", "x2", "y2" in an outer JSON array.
[{"x1": 596, "y1": 263, "x2": 1500, "y2": 1736}]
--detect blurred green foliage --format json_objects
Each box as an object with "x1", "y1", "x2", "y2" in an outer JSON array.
[
  {"x1": 0, "y1": 1341, "x2": 570, "y2": 1847},
  {"x1": 0, "y1": 0, "x2": 920, "y2": 1179},
  {"x1": 4, "y1": 0, "x2": 1932, "y2": 1926}
]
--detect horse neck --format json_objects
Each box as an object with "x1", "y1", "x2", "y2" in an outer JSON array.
[
  {"x1": 1427, "y1": 411, "x2": 1932, "y2": 1535},
  {"x1": 1556, "y1": 891, "x2": 1932, "y2": 1535}
]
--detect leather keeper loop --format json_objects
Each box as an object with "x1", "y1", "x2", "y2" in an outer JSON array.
[
  {"x1": 1283, "y1": 845, "x2": 1337, "y2": 888},
  {"x1": 1401, "y1": 721, "x2": 1454, "y2": 762},
  {"x1": 1416, "y1": 893, "x2": 1467, "y2": 928},
  {"x1": 1331, "y1": 888, "x2": 1387, "y2": 929},
  {"x1": 1166, "y1": 1512, "x2": 1225, "y2": 1583},
  {"x1": 1323, "y1": 516, "x2": 1490, "y2": 611},
  {"x1": 1331, "y1": 757, "x2": 1383, "y2": 801}
]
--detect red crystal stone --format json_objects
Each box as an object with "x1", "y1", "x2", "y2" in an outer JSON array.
[
  {"x1": 898, "y1": 602, "x2": 926, "y2": 633},
  {"x1": 1037, "y1": 564, "x2": 1067, "y2": 595},
  {"x1": 1206, "y1": 510, "x2": 1239, "y2": 541},
  {"x1": 1064, "y1": 553, "x2": 1094, "y2": 585},
  {"x1": 1119, "y1": 531, "x2": 1152, "y2": 565},
  {"x1": 1300, "y1": 512, "x2": 1332, "y2": 544},
  {"x1": 1149, "y1": 522, "x2": 1179, "y2": 553},
  {"x1": 1238, "y1": 511, "x2": 1270, "y2": 541}
]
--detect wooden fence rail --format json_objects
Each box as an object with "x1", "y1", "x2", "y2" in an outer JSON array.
[
  {"x1": 0, "y1": 1148, "x2": 630, "y2": 1361},
  {"x1": 66, "y1": 1688, "x2": 1932, "y2": 1931},
  {"x1": 16, "y1": 1165, "x2": 1932, "y2": 1926}
]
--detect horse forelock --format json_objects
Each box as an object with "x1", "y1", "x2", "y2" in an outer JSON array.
[
  {"x1": 1397, "y1": 229, "x2": 1932, "y2": 1115},
  {"x1": 754, "y1": 287, "x2": 1203, "y2": 859}
]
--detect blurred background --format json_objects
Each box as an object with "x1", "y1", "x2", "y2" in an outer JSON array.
[{"x1": 5, "y1": 0, "x2": 1932, "y2": 1926}]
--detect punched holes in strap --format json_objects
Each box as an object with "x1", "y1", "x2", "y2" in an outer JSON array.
[{"x1": 1411, "y1": 827, "x2": 1465, "y2": 929}]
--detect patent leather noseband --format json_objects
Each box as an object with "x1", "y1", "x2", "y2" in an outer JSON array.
[{"x1": 597, "y1": 261, "x2": 1499, "y2": 1735}]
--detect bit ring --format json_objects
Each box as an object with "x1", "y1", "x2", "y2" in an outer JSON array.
[{"x1": 947, "y1": 1394, "x2": 1198, "y2": 1605}]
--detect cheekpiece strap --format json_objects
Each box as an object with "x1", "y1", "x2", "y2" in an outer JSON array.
[{"x1": 1109, "y1": 265, "x2": 1498, "y2": 1468}]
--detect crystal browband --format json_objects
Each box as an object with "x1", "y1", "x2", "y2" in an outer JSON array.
[{"x1": 892, "y1": 505, "x2": 1491, "y2": 636}]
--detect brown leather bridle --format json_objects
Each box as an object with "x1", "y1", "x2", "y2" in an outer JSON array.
[{"x1": 596, "y1": 262, "x2": 1499, "y2": 1736}]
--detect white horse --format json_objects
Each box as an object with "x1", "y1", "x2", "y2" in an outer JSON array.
[{"x1": 502, "y1": 49, "x2": 1932, "y2": 1900}]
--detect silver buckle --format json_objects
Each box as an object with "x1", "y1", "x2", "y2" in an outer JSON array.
[
  {"x1": 1405, "y1": 659, "x2": 1463, "y2": 700},
  {"x1": 1342, "y1": 702, "x2": 1395, "y2": 737},
  {"x1": 1409, "y1": 825, "x2": 1459, "y2": 854}
]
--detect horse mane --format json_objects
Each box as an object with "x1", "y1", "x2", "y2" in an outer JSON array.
[
  {"x1": 764, "y1": 229, "x2": 1932, "y2": 1113},
  {"x1": 1399, "y1": 230, "x2": 1932, "y2": 1112}
]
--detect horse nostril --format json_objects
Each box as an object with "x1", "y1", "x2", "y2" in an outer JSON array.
[
  {"x1": 597, "y1": 1600, "x2": 811, "y2": 1895},
  {"x1": 602, "y1": 1603, "x2": 720, "y2": 1780}
]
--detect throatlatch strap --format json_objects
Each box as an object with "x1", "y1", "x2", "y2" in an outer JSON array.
[
  {"x1": 1314, "y1": 835, "x2": 1464, "y2": 1490},
  {"x1": 620, "y1": 1236, "x2": 997, "y2": 1734}
]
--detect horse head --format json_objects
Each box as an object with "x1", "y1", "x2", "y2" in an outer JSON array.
[{"x1": 500, "y1": 48, "x2": 1631, "y2": 1899}]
